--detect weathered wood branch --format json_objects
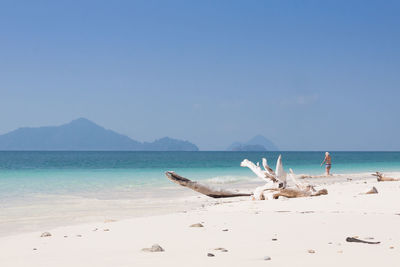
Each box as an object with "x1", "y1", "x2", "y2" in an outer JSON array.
[
  {"x1": 274, "y1": 155, "x2": 287, "y2": 185},
  {"x1": 240, "y1": 159, "x2": 277, "y2": 183},
  {"x1": 262, "y1": 158, "x2": 276, "y2": 177},
  {"x1": 288, "y1": 168, "x2": 309, "y2": 191},
  {"x1": 240, "y1": 155, "x2": 287, "y2": 187},
  {"x1": 372, "y1": 172, "x2": 400, "y2": 182},
  {"x1": 267, "y1": 187, "x2": 328, "y2": 199},
  {"x1": 166, "y1": 156, "x2": 328, "y2": 200},
  {"x1": 165, "y1": 171, "x2": 252, "y2": 198}
]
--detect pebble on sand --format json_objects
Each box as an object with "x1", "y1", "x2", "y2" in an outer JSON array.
[
  {"x1": 142, "y1": 244, "x2": 164, "y2": 252},
  {"x1": 40, "y1": 232, "x2": 51, "y2": 237},
  {"x1": 263, "y1": 256, "x2": 271, "y2": 261},
  {"x1": 190, "y1": 223, "x2": 204, "y2": 227},
  {"x1": 308, "y1": 249, "x2": 316, "y2": 254},
  {"x1": 207, "y1": 253, "x2": 215, "y2": 257},
  {"x1": 214, "y1": 247, "x2": 228, "y2": 252},
  {"x1": 222, "y1": 229, "x2": 229, "y2": 232}
]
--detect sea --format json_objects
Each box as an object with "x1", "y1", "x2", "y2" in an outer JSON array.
[{"x1": 1, "y1": 151, "x2": 400, "y2": 236}]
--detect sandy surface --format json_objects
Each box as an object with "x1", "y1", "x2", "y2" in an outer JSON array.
[{"x1": 1, "y1": 174, "x2": 400, "y2": 266}]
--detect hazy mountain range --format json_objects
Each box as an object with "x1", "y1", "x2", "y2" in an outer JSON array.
[
  {"x1": 0, "y1": 118, "x2": 279, "y2": 151},
  {"x1": 227, "y1": 135, "x2": 279, "y2": 151},
  {"x1": 0, "y1": 118, "x2": 199, "y2": 151}
]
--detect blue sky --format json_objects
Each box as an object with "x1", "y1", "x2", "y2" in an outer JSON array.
[{"x1": 1, "y1": 0, "x2": 399, "y2": 150}]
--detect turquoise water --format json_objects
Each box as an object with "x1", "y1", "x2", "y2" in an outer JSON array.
[
  {"x1": 1, "y1": 151, "x2": 400, "y2": 202},
  {"x1": 1, "y1": 151, "x2": 400, "y2": 235}
]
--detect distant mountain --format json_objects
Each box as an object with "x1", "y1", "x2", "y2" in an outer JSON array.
[
  {"x1": 0, "y1": 118, "x2": 199, "y2": 151},
  {"x1": 245, "y1": 135, "x2": 279, "y2": 151},
  {"x1": 227, "y1": 135, "x2": 278, "y2": 151}
]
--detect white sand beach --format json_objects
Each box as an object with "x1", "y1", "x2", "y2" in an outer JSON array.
[{"x1": 1, "y1": 173, "x2": 400, "y2": 267}]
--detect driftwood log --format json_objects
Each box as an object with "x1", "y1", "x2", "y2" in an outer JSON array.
[
  {"x1": 166, "y1": 155, "x2": 328, "y2": 200},
  {"x1": 372, "y1": 172, "x2": 400, "y2": 182},
  {"x1": 165, "y1": 171, "x2": 252, "y2": 198}
]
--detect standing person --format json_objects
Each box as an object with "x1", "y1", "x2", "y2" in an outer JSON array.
[{"x1": 321, "y1": 152, "x2": 332, "y2": 176}]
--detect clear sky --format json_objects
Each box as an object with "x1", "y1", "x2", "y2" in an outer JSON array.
[{"x1": 1, "y1": 0, "x2": 399, "y2": 150}]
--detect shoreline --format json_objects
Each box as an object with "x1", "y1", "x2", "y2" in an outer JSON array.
[
  {"x1": 1, "y1": 172, "x2": 400, "y2": 266},
  {"x1": 1, "y1": 171, "x2": 400, "y2": 238}
]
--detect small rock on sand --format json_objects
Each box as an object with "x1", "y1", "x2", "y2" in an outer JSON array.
[
  {"x1": 272, "y1": 238, "x2": 278, "y2": 241},
  {"x1": 76, "y1": 235, "x2": 82, "y2": 237},
  {"x1": 190, "y1": 223, "x2": 204, "y2": 227},
  {"x1": 308, "y1": 249, "x2": 315, "y2": 254},
  {"x1": 33, "y1": 248, "x2": 37, "y2": 250},
  {"x1": 40, "y1": 232, "x2": 51, "y2": 237},
  {"x1": 263, "y1": 256, "x2": 271, "y2": 261},
  {"x1": 365, "y1": 187, "x2": 378, "y2": 194},
  {"x1": 207, "y1": 253, "x2": 215, "y2": 257},
  {"x1": 142, "y1": 244, "x2": 164, "y2": 252},
  {"x1": 103, "y1": 229, "x2": 110, "y2": 231},
  {"x1": 390, "y1": 246, "x2": 395, "y2": 249},
  {"x1": 222, "y1": 229, "x2": 229, "y2": 232}
]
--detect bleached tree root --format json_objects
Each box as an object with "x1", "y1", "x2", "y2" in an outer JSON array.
[
  {"x1": 267, "y1": 187, "x2": 328, "y2": 199},
  {"x1": 253, "y1": 182, "x2": 276, "y2": 200},
  {"x1": 165, "y1": 171, "x2": 252, "y2": 198},
  {"x1": 372, "y1": 172, "x2": 400, "y2": 182},
  {"x1": 166, "y1": 155, "x2": 329, "y2": 200}
]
